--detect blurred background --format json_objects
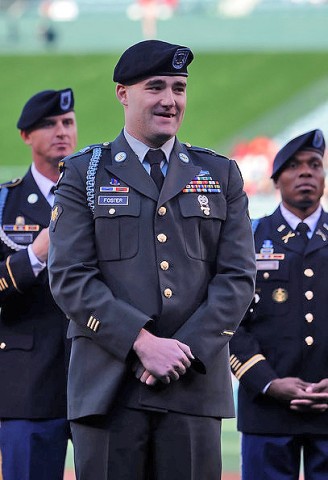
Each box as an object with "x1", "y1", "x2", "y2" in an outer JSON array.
[{"x1": 1, "y1": 0, "x2": 328, "y2": 477}]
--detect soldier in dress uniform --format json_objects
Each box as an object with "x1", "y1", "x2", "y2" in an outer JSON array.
[
  {"x1": 48, "y1": 40, "x2": 256, "y2": 480},
  {"x1": 229, "y1": 129, "x2": 328, "y2": 480},
  {"x1": 0, "y1": 88, "x2": 77, "y2": 480}
]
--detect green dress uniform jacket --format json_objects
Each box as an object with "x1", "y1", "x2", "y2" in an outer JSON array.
[
  {"x1": 230, "y1": 207, "x2": 328, "y2": 434},
  {"x1": 48, "y1": 132, "x2": 256, "y2": 421}
]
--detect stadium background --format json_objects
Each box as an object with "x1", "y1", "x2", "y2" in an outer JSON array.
[{"x1": 1, "y1": 0, "x2": 328, "y2": 478}]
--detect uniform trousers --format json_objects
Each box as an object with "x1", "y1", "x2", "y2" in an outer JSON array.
[
  {"x1": 0, "y1": 418, "x2": 70, "y2": 480},
  {"x1": 71, "y1": 405, "x2": 222, "y2": 480},
  {"x1": 241, "y1": 433, "x2": 328, "y2": 480}
]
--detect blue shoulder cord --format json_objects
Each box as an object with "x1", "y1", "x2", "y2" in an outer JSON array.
[
  {"x1": 0, "y1": 187, "x2": 27, "y2": 251},
  {"x1": 86, "y1": 147, "x2": 102, "y2": 214}
]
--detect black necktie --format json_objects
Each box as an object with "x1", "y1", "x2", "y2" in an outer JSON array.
[
  {"x1": 145, "y1": 149, "x2": 165, "y2": 190},
  {"x1": 296, "y1": 222, "x2": 309, "y2": 245}
]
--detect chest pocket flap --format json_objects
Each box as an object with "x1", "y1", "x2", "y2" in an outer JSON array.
[
  {"x1": 178, "y1": 193, "x2": 227, "y2": 261},
  {"x1": 94, "y1": 194, "x2": 140, "y2": 261},
  {"x1": 178, "y1": 193, "x2": 227, "y2": 220}
]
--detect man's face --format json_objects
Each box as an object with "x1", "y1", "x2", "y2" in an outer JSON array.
[
  {"x1": 274, "y1": 150, "x2": 325, "y2": 215},
  {"x1": 116, "y1": 76, "x2": 187, "y2": 148},
  {"x1": 21, "y1": 112, "x2": 77, "y2": 168}
]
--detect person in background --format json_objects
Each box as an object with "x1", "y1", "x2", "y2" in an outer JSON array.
[
  {"x1": 230, "y1": 129, "x2": 328, "y2": 480},
  {"x1": 48, "y1": 40, "x2": 256, "y2": 480},
  {"x1": 0, "y1": 88, "x2": 78, "y2": 480}
]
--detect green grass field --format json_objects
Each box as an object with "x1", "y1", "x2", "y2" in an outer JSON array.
[{"x1": 2, "y1": 51, "x2": 328, "y2": 182}]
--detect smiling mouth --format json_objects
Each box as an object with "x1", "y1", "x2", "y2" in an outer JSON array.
[{"x1": 155, "y1": 112, "x2": 175, "y2": 118}]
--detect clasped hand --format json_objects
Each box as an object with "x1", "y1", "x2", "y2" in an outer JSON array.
[
  {"x1": 267, "y1": 377, "x2": 328, "y2": 412},
  {"x1": 132, "y1": 329, "x2": 194, "y2": 386}
]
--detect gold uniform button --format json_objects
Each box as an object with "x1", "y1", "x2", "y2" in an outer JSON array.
[
  {"x1": 263, "y1": 272, "x2": 270, "y2": 279},
  {"x1": 305, "y1": 290, "x2": 314, "y2": 300},
  {"x1": 158, "y1": 206, "x2": 167, "y2": 216},
  {"x1": 0, "y1": 342, "x2": 6, "y2": 350},
  {"x1": 305, "y1": 313, "x2": 314, "y2": 323},
  {"x1": 160, "y1": 261, "x2": 169, "y2": 271},
  {"x1": 164, "y1": 288, "x2": 173, "y2": 298},
  {"x1": 157, "y1": 233, "x2": 167, "y2": 243},
  {"x1": 304, "y1": 268, "x2": 314, "y2": 277},
  {"x1": 305, "y1": 336, "x2": 314, "y2": 346},
  {"x1": 108, "y1": 208, "x2": 116, "y2": 215}
]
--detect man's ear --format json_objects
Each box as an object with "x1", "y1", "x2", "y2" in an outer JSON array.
[
  {"x1": 20, "y1": 130, "x2": 32, "y2": 146},
  {"x1": 273, "y1": 179, "x2": 280, "y2": 190},
  {"x1": 116, "y1": 84, "x2": 128, "y2": 106}
]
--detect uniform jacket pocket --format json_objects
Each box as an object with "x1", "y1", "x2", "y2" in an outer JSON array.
[
  {"x1": 178, "y1": 193, "x2": 227, "y2": 261},
  {"x1": 94, "y1": 194, "x2": 140, "y2": 261}
]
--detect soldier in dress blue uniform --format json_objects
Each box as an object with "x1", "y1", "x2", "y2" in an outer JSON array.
[
  {"x1": 0, "y1": 88, "x2": 77, "y2": 480},
  {"x1": 48, "y1": 40, "x2": 256, "y2": 480},
  {"x1": 230, "y1": 129, "x2": 328, "y2": 480}
]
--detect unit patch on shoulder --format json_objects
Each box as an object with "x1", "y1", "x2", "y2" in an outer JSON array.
[{"x1": 50, "y1": 204, "x2": 63, "y2": 232}]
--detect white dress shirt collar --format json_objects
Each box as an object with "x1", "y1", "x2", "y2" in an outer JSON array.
[
  {"x1": 280, "y1": 203, "x2": 322, "y2": 237},
  {"x1": 31, "y1": 163, "x2": 56, "y2": 206},
  {"x1": 123, "y1": 128, "x2": 175, "y2": 163}
]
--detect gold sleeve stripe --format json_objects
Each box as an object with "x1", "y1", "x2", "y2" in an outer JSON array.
[
  {"x1": 6, "y1": 256, "x2": 21, "y2": 293},
  {"x1": 87, "y1": 315, "x2": 100, "y2": 332},
  {"x1": 0, "y1": 277, "x2": 8, "y2": 291},
  {"x1": 233, "y1": 354, "x2": 266, "y2": 380},
  {"x1": 230, "y1": 357, "x2": 242, "y2": 369}
]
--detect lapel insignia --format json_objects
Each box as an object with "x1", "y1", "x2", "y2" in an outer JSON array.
[
  {"x1": 277, "y1": 224, "x2": 286, "y2": 232},
  {"x1": 179, "y1": 153, "x2": 190, "y2": 163},
  {"x1": 282, "y1": 230, "x2": 295, "y2": 244},
  {"x1": 27, "y1": 193, "x2": 38, "y2": 204},
  {"x1": 197, "y1": 195, "x2": 210, "y2": 216},
  {"x1": 114, "y1": 152, "x2": 127, "y2": 163},
  {"x1": 323, "y1": 223, "x2": 328, "y2": 231},
  {"x1": 315, "y1": 229, "x2": 327, "y2": 241}
]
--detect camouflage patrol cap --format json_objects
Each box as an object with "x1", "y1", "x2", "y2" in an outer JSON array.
[
  {"x1": 113, "y1": 40, "x2": 194, "y2": 85},
  {"x1": 271, "y1": 129, "x2": 326, "y2": 179},
  {"x1": 17, "y1": 88, "x2": 74, "y2": 131}
]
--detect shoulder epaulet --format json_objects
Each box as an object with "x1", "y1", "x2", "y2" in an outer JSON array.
[
  {"x1": 0, "y1": 177, "x2": 22, "y2": 189},
  {"x1": 58, "y1": 142, "x2": 112, "y2": 173},
  {"x1": 184, "y1": 143, "x2": 227, "y2": 158}
]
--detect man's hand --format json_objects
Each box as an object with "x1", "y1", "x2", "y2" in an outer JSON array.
[
  {"x1": 266, "y1": 377, "x2": 311, "y2": 403},
  {"x1": 132, "y1": 361, "x2": 158, "y2": 386},
  {"x1": 290, "y1": 379, "x2": 328, "y2": 412},
  {"x1": 133, "y1": 329, "x2": 194, "y2": 386},
  {"x1": 32, "y1": 228, "x2": 49, "y2": 263}
]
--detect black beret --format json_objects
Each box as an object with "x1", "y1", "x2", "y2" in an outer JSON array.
[
  {"x1": 113, "y1": 40, "x2": 194, "y2": 85},
  {"x1": 17, "y1": 88, "x2": 74, "y2": 131},
  {"x1": 271, "y1": 129, "x2": 325, "y2": 179}
]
